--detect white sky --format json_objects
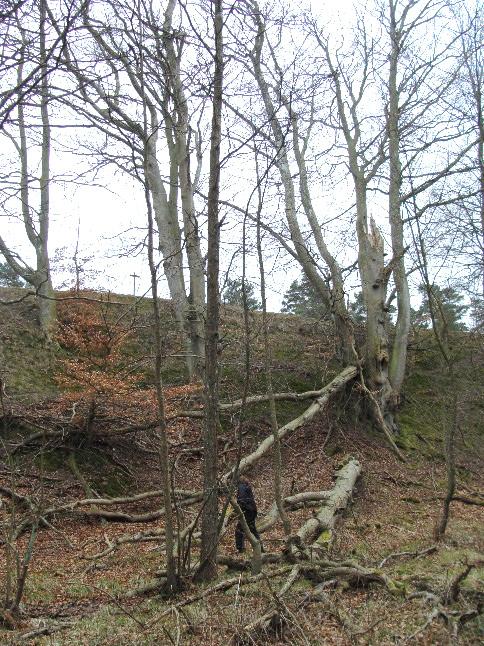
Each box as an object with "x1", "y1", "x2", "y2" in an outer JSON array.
[{"x1": 0, "y1": 0, "x2": 478, "y2": 313}]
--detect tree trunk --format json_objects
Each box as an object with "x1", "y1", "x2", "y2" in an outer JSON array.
[
  {"x1": 197, "y1": 0, "x2": 224, "y2": 583},
  {"x1": 36, "y1": 0, "x2": 55, "y2": 339},
  {"x1": 361, "y1": 220, "x2": 395, "y2": 430},
  {"x1": 387, "y1": 0, "x2": 410, "y2": 410},
  {"x1": 224, "y1": 366, "x2": 357, "y2": 479},
  {"x1": 256, "y1": 173, "x2": 291, "y2": 538},
  {"x1": 163, "y1": 0, "x2": 206, "y2": 378},
  {"x1": 249, "y1": 6, "x2": 354, "y2": 364},
  {"x1": 295, "y1": 457, "x2": 361, "y2": 549},
  {"x1": 145, "y1": 134, "x2": 197, "y2": 380},
  {"x1": 435, "y1": 389, "x2": 457, "y2": 539},
  {"x1": 0, "y1": 0, "x2": 56, "y2": 339},
  {"x1": 138, "y1": 4, "x2": 178, "y2": 592}
]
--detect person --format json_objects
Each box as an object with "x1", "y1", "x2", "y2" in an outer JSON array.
[{"x1": 235, "y1": 477, "x2": 264, "y2": 553}]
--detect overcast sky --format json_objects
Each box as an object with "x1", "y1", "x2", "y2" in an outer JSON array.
[{"x1": 1, "y1": 0, "x2": 474, "y2": 312}]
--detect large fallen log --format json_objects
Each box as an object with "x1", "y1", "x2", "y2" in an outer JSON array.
[
  {"x1": 258, "y1": 490, "x2": 332, "y2": 533},
  {"x1": 296, "y1": 457, "x2": 362, "y2": 550},
  {"x1": 217, "y1": 381, "x2": 357, "y2": 413},
  {"x1": 2, "y1": 488, "x2": 202, "y2": 540},
  {"x1": 236, "y1": 458, "x2": 363, "y2": 642},
  {"x1": 223, "y1": 366, "x2": 357, "y2": 480}
]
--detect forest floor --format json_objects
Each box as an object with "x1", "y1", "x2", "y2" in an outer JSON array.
[{"x1": 0, "y1": 290, "x2": 483, "y2": 644}]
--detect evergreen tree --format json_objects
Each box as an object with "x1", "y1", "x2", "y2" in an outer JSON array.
[
  {"x1": 222, "y1": 278, "x2": 261, "y2": 310},
  {"x1": 416, "y1": 284, "x2": 468, "y2": 332},
  {"x1": 281, "y1": 274, "x2": 328, "y2": 318},
  {"x1": 470, "y1": 297, "x2": 484, "y2": 331},
  {"x1": 0, "y1": 261, "x2": 25, "y2": 287},
  {"x1": 348, "y1": 291, "x2": 365, "y2": 323}
]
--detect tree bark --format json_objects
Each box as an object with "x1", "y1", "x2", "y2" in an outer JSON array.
[
  {"x1": 197, "y1": 0, "x2": 224, "y2": 583},
  {"x1": 139, "y1": 9, "x2": 178, "y2": 591},
  {"x1": 163, "y1": 0, "x2": 205, "y2": 376},
  {"x1": 387, "y1": 0, "x2": 411, "y2": 411},
  {"x1": 248, "y1": 3, "x2": 354, "y2": 364},
  {"x1": 0, "y1": 0, "x2": 56, "y2": 338},
  {"x1": 295, "y1": 458, "x2": 361, "y2": 550},
  {"x1": 255, "y1": 160, "x2": 291, "y2": 538},
  {"x1": 224, "y1": 366, "x2": 357, "y2": 480}
]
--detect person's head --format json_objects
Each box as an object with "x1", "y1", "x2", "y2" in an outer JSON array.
[{"x1": 238, "y1": 476, "x2": 250, "y2": 486}]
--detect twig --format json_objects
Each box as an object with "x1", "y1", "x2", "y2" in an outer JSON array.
[{"x1": 379, "y1": 545, "x2": 437, "y2": 568}]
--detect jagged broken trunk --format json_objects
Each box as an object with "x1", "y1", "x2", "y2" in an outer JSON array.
[{"x1": 360, "y1": 220, "x2": 399, "y2": 433}]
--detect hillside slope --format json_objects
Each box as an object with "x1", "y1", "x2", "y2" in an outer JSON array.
[{"x1": 0, "y1": 290, "x2": 482, "y2": 644}]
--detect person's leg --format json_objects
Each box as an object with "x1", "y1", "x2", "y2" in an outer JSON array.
[
  {"x1": 246, "y1": 510, "x2": 264, "y2": 552},
  {"x1": 235, "y1": 521, "x2": 245, "y2": 552}
]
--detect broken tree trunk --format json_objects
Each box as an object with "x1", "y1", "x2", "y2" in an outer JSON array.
[
  {"x1": 258, "y1": 490, "x2": 332, "y2": 533},
  {"x1": 295, "y1": 457, "x2": 361, "y2": 551},
  {"x1": 223, "y1": 366, "x2": 357, "y2": 481}
]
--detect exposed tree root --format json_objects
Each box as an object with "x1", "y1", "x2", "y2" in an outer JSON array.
[
  {"x1": 234, "y1": 558, "x2": 394, "y2": 644},
  {"x1": 234, "y1": 564, "x2": 301, "y2": 644},
  {"x1": 401, "y1": 561, "x2": 483, "y2": 643},
  {"x1": 444, "y1": 561, "x2": 482, "y2": 605},
  {"x1": 356, "y1": 380, "x2": 406, "y2": 461}
]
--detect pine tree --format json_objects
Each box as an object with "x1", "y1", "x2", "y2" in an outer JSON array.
[
  {"x1": 222, "y1": 278, "x2": 261, "y2": 311},
  {"x1": 416, "y1": 284, "x2": 468, "y2": 332},
  {"x1": 281, "y1": 274, "x2": 328, "y2": 318},
  {"x1": 0, "y1": 261, "x2": 25, "y2": 287},
  {"x1": 348, "y1": 291, "x2": 365, "y2": 323}
]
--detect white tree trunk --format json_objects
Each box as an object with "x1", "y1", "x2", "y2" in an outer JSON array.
[
  {"x1": 296, "y1": 457, "x2": 361, "y2": 547},
  {"x1": 249, "y1": 7, "x2": 355, "y2": 364},
  {"x1": 387, "y1": 0, "x2": 410, "y2": 406},
  {"x1": 0, "y1": 0, "x2": 56, "y2": 339}
]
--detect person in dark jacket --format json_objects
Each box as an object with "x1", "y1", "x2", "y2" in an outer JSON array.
[{"x1": 235, "y1": 477, "x2": 263, "y2": 553}]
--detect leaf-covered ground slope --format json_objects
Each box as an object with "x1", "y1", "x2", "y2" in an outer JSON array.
[{"x1": 0, "y1": 290, "x2": 482, "y2": 644}]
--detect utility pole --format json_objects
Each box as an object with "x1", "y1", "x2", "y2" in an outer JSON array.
[{"x1": 130, "y1": 272, "x2": 139, "y2": 296}]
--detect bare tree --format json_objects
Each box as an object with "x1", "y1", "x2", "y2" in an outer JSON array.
[
  {"x1": 47, "y1": 0, "x2": 206, "y2": 378},
  {"x1": 236, "y1": 0, "x2": 356, "y2": 366},
  {"x1": 226, "y1": 0, "x2": 476, "y2": 434},
  {"x1": 197, "y1": 0, "x2": 224, "y2": 583},
  {"x1": 0, "y1": 0, "x2": 56, "y2": 337},
  {"x1": 254, "y1": 149, "x2": 291, "y2": 539}
]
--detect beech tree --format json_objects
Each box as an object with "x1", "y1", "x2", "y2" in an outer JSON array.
[
  {"x1": 197, "y1": 0, "x2": 224, "y2": 583},
  {"x1": 48, "y1": 0, "x2": 206, "y2": 379},
  {"x1": 0, "y1": 0, "x2": 56, "y2": 337},
  {"x1": 225, "y1": 0, "x2": 476, "y2": 433}
]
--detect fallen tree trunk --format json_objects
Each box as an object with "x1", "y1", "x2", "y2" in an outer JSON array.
[
  {"x1": 224, "y1": 366, "x2": 357, "y2": 480},
  {"x1": 217, "y1": 381, "x2": 356, "y2": 413},
  {"x1": 296, "y1": 457, "x2": 361, "y2": 550},
  {"x1": 84, "y1": 528, "x2": 166, "y2": 560},
  {"x1": 258, "y1": 490, "x2": 332, "y2": 533},
  {"x1": 236, "y1": 457, "x2": 363, "y2": 642},
  {"x1": 105, "y1": 370, "x2": 359, "y2": 429},
  {"x1": 5, "y1": 490, "x2": 202, "y2": 540}
]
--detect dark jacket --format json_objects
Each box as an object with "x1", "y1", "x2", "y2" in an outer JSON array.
[{"x1": 237, "y1": 481, "x2": 257, "y2": 514}]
